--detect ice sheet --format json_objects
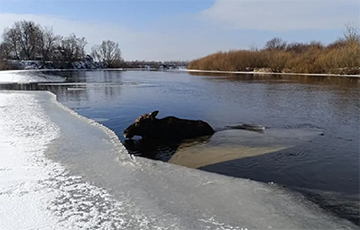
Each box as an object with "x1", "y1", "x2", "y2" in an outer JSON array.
[
  {"x1": 170, "y1": 129, "x2": 322, "y2": 168},
  {"x1": 0, "y1": 92, "x2": 161, "y2": 229},
  {"x1": 0, "y1": 92, "x2": 61, "y2": 229},
  {"x1": 0, "y1": 89, "x2": 357, "y2": 229}
]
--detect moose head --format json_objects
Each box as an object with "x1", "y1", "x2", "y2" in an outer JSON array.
[{"x1": 123, "y1": 111, "x2": 159, "y2": 139}]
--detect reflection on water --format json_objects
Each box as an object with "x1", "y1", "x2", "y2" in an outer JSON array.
[
  {"x1": 123, "y1": 138, "x2": 181, "y2": 161},
  {"x1": 189, "y1": 71, "x2": 360, "y2": 85},
  {"x1": 0, "y1": 70, "x2": 359, "y2": 224}
]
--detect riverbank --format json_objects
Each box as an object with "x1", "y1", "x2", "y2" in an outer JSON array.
[
  {"x1": 0, "y1": 88, "x2": 357, "y2": 229},
  {"x1": 185, "y1": 69, "x2": 360, "y2": 78},
  {"x1": 187, "y1": 34, "x2": 360, "y2": 76}
]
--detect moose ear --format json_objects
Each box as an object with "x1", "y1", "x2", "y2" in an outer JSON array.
[{"x1": 150, "y1": 110, "x2": 159, "y2": 119}]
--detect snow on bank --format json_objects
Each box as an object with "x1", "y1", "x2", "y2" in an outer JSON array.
[
  {"x1": 5, "y1": 58, "x2": 100, "y2": 70},
  {"x1": 184, "y1": 69, "x2": 360, "y2": 78},
  {"x1": 0, "y1": 70, "x2": 65, "y2": 83}
]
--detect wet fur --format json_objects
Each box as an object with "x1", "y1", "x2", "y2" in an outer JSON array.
[{"x1": 124, "y1": 111, "x2": 214, "y2": 140}]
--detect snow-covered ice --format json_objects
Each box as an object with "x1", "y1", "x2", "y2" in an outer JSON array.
[
  {"x1": 0, "y1": 70, "x2": 65, "y2": 83},
  {"x1": 0, "y1": 91, "x2": 155, "y2": 229},
  {"x1": 0, "y1": 72, "x2": 357, "y2": 229},
  {"x1": 0, "y1": 92, "x2": 61, "y2": 229}
]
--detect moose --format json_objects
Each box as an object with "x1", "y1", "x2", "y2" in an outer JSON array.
[{"x1": 123, "y1": 111, "x2": 215, "y2": 140}]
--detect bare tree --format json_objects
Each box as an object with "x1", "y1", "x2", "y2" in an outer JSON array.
[
  {"x1": 2, "y1": 27, "x2": 21, "y2": 59},
  {"x1": 38, "y1": 27, "x2": 60, "y2": 62},
  {"x1": 59, "y1": 34, "x2": 87, "y2": 64},
  {"x1": 91, "y1": 40, "x2": 122, "y2": 67},
  {"x1": 264, "y1": 37, "x2": 287, "y2": 51},
  {"x1": 344, "y1": 24, "x2": 360, "y2": 43},
  {"x1": 249, "y1": 43, "x2": 259, "y2": 51},
  {"x1": 14, "y1": 21, "x2": 43, "y2": 60}
]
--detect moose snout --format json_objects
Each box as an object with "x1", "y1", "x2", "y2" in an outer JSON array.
[
  {"x1": 123, "y1": 130, "x2": 130, "y2": 139},
  {"x1": 123, "y1": 128, "x2": 134, "y2": 139}
]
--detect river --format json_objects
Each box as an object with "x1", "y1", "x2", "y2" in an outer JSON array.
[{"x1": 1, "y1": 70, "x2": 359, "y2": 225}]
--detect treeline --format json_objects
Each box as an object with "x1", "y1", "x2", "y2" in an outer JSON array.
[
  {"x1": 188, "y1": 26, "x2": 360, "y2": 75},
  {"x1": 122, "y1": 60, "x2": 188, "y2": 69},
  {"x1": 0, "y1": 20, "x2": 123, "y2": 69}
]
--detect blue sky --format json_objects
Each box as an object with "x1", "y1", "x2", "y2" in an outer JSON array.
[
  {"x1": 0, "y1": 1, "x2": 212, "y2": 30},
  {"x1": 0, "y1": 0, "x2": 359, "y2": 61}
]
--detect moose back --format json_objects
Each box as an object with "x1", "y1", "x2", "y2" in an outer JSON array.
[{"x1": 123, "y1": 111, "x2": 214, "y2": 140}]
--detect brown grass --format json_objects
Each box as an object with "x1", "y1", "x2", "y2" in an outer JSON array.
[
  {"x1": 0, "y1": 60, "x2": 17, "y2": 70},
  {"x1": 188, "y1": 36, "x2": 360, "y2": 75}
]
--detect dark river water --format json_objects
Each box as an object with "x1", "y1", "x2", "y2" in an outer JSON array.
[{"x1": 1, "y1": 70, "x2": 359, "y2": 224}]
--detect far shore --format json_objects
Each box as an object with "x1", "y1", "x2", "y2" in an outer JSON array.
[
  {"x1": 1, "y1": 68, "x2": 360, "y2": 78},
  {"x1": 184, "y1": 69, "x2": 360, "y2": 78}
]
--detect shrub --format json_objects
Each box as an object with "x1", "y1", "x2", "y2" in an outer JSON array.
[{"x1": 188, "y1": 28, "x2": 360, "y2": 75}]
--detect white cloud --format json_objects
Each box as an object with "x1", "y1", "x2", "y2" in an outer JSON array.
[{"x1": 201, "y1": 0, "x2": 360, "y2": 31}]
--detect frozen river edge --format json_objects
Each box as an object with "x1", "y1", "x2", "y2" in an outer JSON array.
[{"x1": 0, "y1": 90, "x2": 356, "y2": 229}]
